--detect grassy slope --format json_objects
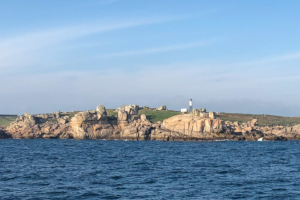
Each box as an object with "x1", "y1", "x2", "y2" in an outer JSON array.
[
  {"x1": 138, "y1": 109, "x2": 180, "y2": 123},
  {"x1": 1, "y1": 109, "x2": 299, "y2": 127},
  {"x1": 0, "y1": 116, "x2": 17, "y2": 127},
  {"x1": 216, "y1": 113, "x2": 300, "y2": 127}
]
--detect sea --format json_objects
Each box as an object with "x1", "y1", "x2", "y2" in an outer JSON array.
[{"x1": 1, "y1": 140, "x2": 300, "y2": 199}]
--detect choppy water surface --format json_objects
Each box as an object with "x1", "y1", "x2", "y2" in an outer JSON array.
[{"x1": 1, "y1": 140, "x2": 300, "y2": 199}]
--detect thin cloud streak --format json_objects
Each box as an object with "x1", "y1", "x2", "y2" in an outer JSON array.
[
  {"x1": 0, "y1": 13, "x2": 205, "y2": 68},
  {"x1": 232, "y1": 52, "x2": 300, "y2": 67},
  {"x1": 95, "y1": 40, "x2": 216, "y2": 59}
]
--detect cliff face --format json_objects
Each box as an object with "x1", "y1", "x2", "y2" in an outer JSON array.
[
  {"x1": 154, "y1": 114, "x2": 226, "y2": 141},
  {"x1": 3, "y1": 105, "x2": 300, "y2": 141}
]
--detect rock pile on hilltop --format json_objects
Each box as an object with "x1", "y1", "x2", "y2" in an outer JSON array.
[
  {"x1": 156, "y1": 105, "x2": 167, "y2": 111},
  {"x1": 70, "y1": 104, "x2": 155, "y2": 140},
  {"x1": 192, "y1": 108, "x2": 215, "y2": 119}
]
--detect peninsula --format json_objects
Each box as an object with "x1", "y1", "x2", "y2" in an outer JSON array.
[{"x1": 1, "y1": 105, "x2": 300, "y2": 141}]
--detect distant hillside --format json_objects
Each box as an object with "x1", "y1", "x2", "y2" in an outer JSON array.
[
  {"x1": 136, "y1": 109, "x2": 300, "y2": 126},
  {"x1": 216, "y1": 113, "x2": 300, "y2": 127},
  {"x1": 1, "y1": 109, "x2": 299, "y2": 127}
]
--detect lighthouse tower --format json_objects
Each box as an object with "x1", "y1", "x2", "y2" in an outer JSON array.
[{"x1": 189, "y1": 99, "x2": 193, "y2": 112}]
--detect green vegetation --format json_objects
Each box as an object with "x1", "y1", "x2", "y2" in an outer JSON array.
[
  {"x1": 106, "y1": 109, "x2": 118, "y2": 117},
  {"x1": 216, "y1": 113, "x2": 300, "y2": 127},
  {"x1": 1, "y1": 109, "x2": 299, "y2": 128},
  {"x1": 138, "y1": 108, "x2": 180, "y2": 123},
  {"x1": 0, "y1": 116, "x2": 17, "y2": 127},
  {"x1": 102, "y1": 108, "x2": 180, "y2": 123},
  {"x1": 61, "y1": 111, "x2": 80, "y2": 119}
]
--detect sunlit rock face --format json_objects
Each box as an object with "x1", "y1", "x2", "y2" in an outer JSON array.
[
  {"x1": 70, "y1": 106, "x2": 112, "y2": 139},
  {"x1": 158, "y1": 114, "x2": 226, "y2": 141}
]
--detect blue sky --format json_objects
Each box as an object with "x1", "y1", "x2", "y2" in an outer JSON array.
[{"x1": 1, "y1": 0, "x2": 300, "y2": 116}]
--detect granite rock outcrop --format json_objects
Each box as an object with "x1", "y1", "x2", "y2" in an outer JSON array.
[{"x1": 3, "y1": 104, "x2": 300, "y2": 141}]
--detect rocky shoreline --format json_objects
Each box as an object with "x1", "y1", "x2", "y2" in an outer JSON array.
[{"x1": 1, "y1": 105, "x2": 300, "y2": 141}]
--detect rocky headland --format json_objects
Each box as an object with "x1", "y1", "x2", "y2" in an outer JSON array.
[{"x1": 1, "y1": 105, "x2": 300, "y2": 141}]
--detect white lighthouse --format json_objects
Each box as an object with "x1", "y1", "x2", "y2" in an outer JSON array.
[{"x1": 189, "y1": 99, "x2": 193, "y2": 112}]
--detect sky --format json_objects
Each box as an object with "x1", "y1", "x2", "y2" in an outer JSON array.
[{"x1": 0, "y1": 0, "x2": 300, "y2": 116}]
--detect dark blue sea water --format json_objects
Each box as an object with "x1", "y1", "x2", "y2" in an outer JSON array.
[{"x1": 1, "y1": 140, "x2": 300, "y2": 200}]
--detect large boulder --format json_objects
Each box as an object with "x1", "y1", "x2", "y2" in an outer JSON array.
[
  {"x1": 251, "y1": 119, "x2": 258, "y2": 127},
  {"x1": 116, "y1": 104, "x2": 139, "y2": 115},
  {"x1": 156, "y1": 105, "x2": 167, "y2": 111},
  {"x1": 96, "y1": 105, "x2": 107, "y2": 120},
  {"x1": 140, "y1": 114, "x2": 147, "y2": 121},
  {"x1": 116, "y1": 104, "x2": 141, "y2": 124},
  {"x1": 209, "y1": 111, "x2": 215, "y2": 119},
  {"x1": 199, "y1": 108, "x2": 206, "y2": 113},
  {"x1": 117, "y1": 110, "x2": 128, "y2": 125},
  {"x1": 192, "y1": 109, "x2": 200, "y2": 116},
  {"x1": 125, "y1": 105, "x2": 139, "y2": 115}
]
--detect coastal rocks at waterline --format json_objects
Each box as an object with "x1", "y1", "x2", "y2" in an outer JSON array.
[
  {"x1": 3, "y1": 104, "x2": 300, "y2": 141},
  {"x1": 6, "y1": 112, "x2": 72, "y2": 139},
  {"x1": 0, "y1": 127, "x2": 11, "y2": 139},
  {"x1": 70, "y1": 104, "x2": 153, "y2": 140},
  {"x1": 4, "y1": 104, "x2": 231, "y2": 141},
  {"x1": 223, "y1": 120, "x2": 291, "y2": 141}
]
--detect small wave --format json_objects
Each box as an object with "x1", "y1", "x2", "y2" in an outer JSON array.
[{"x1": 213, "y1": 139, "x2": 230, "y2": 142}]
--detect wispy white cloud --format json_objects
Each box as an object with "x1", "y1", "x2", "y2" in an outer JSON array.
[
  {"x1": 0, "y1": 14, "x2": 202, "y2": 68},
  {"x1": 232, "y1": 52, "x2": 300, "y2": 67},
  {"x1": 95, "y1": 40, "x2": 216, "y2": 59}
]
